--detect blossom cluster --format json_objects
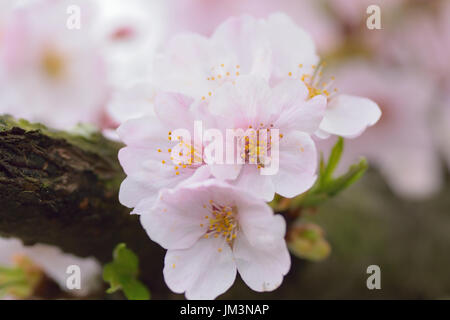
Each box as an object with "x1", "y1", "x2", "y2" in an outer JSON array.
[
  {"x1": 0, "y1": 0, "x2": 384, "y2": 299},
  {"x1": 114, "y1": 13, "x2": 380, "y2": 299}
]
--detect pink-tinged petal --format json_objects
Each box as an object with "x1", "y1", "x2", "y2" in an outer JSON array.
[
  {"x1": 118, "y1": 177, "x2": 158, "y2": 209},
  {"x1": 208, "y1": 76, "x2": 273, "y2": 128},
  {"x1": 235, "y1": 195, "x2": 280, "y2": 247},
  {"x1": 107, "y1": 82, "x2": 156, "y2": 124},
  {"x1": 153, "y1": 33, "x2": 229, "y2": 97},
  {"x1": 118, "y1": 146, "x2": 166, "y2": 177},
  {"x1": 264, "y1": 13, "x2": 319, "y2": 83},
  {"x1": 272, "y1": 131, "x2": 318, "y2": 198},
  {"x1": 118, "y1": 147, "x2": 192, "y2": 209},
  {"x1": 211, "y1": 15, "x2": 271, "y2": 79},
  {"x1": 319, "y1": 94, "x2": 381, "y2": 138},
  {"x1": 163, "y1": 237, "x2": 236, "y2": 300},
  {"x1": 177, "y1": 165, "x2": 212, "y2": 187},
  {"x1": 274, "y1": 95, "x2": 327, "y2": 134},
  {"x1": 139, "y1": 188, "x2": 208, "y2": 250},
  {"x1": 269, "y1": 78, "x2": 309, "y2": 112},
  {"x1": 116, "y1": 116, "x2": 172, "y2": 148},
  {"x1": 233, "y1": 165, "x2": 276, "y2": 201},
  {"x1": 314, "y1": 128, "x2": 331, "y2": 140},
  {"x1": 234, "y1": 215, "x2": 290, "y2": 292},
  {"x1": 153, "y1": 92, "x2": 195, "y2": 129},
  {"x1": 210, "y1": 164, "x2": 242, "y2": 181}
]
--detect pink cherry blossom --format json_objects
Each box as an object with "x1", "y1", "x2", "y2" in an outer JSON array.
[
  {"x1": 0, "y1": 0, "x2": 108, "y2": 130},
  {"x1": 153, "y1": 13, "x2": 380, "y2": 140},
  {"x1": 153, "y1": 13, "x2": 319, "y2": 99},
  {"x1": 138, "y1": 179, "x2": 290, "y2": 300},
  {"x1": 117, "y1": 75, "x2": 324, "y2": 207},
  {"x1": 116, "y1": 92, "x2": 213, "y2": 210},
  {"x1": 166, "y1": 0, "x2": 341, "y2": 52},
  {"x1": 0, "y1": 237, "x2": 101, "y2": 297},
  {"x1": 207, "y1": 75, "x2": 324, "y2": 201}
]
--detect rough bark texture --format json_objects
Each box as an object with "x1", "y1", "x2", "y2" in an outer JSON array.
[{"x1": 0, "y1": 116, "x2": 169, "y2": 298}]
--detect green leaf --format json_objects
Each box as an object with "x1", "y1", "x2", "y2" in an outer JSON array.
[
  {"x1": 290, "y1": 137, "x2": 368, "y2": 209},
  {"x1": 320, "y1": 137, "x2": 344, "y2": 186},
  {"x1": 103, "y1": 243, "x2": 150, "y2": 300},
  {"x1": 321, "y1": 157, "x2": 368, "y2": 196}
]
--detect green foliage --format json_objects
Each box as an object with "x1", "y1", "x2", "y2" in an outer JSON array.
[
  {"x1": 292, "y1": 137, "x2": 368, "y2": 208},
  {"x1": 103, "y1": 243, "x2": 150, "y2": 300}
]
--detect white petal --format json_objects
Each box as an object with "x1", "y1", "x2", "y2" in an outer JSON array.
[
  {"x1": 164, "y1": 237, "x2": 236, "y2": 300},
  {"x1": 234, "y1": 215, "x2": 290, "y2": 293},
  {"x1": 274, "y1": 95, "x2": 327, "y2": 133},
  {"x1": 153, "y1": 92, "x2": 195, "y2": 129},
  {"x1": 118, "y1": 176, "x2": 158, "y2": 209},
  {"x1": 269, "y1": 78, "x2": 309, "y2": 112},
  {"x1": 139, "y1": 187, "x2": 211, "y2": 250},
  {"x1": 272, "y1": 131, "x2": 318, "y2": 198},
  {"x1": 233, "y1": 165, "x2": 276, "y2": 201},
  {"x1": 208, "y1": 75, "x2": 273, "y2": 128},
  {"x1": 319, "y1": 94, "x2": 381, "y2": 138},
  {"x1": 210, "y1": 164, "x2": 242, "y2": 181},
  {"x1": 116, "y1": 116, "x2": 171, "y2": 148},
  {"x1": 107, "y1": 82, "x2": 156, "y2": 124}
]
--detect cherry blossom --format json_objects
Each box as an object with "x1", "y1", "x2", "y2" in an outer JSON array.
[
  {"x1": 117, "y1": 74, "x2": 324, "y2": 207},
  {"x1": 93, "y1": 0, "x2": 168, "y2": 87},
  {"x1": 0, "y1": 0, "x2": 108, "y2": 130},
  {"x1": 116, "y1": 92, "x2": 213, "y2": 210},
  {"x1": 138, "y1": 179, "x2": 290, "y2": 300},
  {"x1": 153, "y1": 13, "x2": 380, "y2": 140},
  {"x1": 206, "y1": 75, "x2": 324, "y2": 201}
]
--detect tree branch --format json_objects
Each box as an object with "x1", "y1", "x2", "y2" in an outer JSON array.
[{"x1": 0, "y1": 116, "x2": 169, "y2": 298}]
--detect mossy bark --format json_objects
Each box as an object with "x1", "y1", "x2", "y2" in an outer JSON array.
[{"x1": 0, "y1": 116, "x2": 169, "y2": 298}]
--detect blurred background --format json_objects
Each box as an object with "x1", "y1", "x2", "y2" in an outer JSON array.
[{"x1": 0, "y1": 0, "x2": 449, "y2": 299}]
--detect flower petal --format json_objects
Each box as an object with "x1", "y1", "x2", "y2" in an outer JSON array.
[
  {"x1": 272, "y1": 131, "x2": 318, "y2": 198},
  {"x1": 107, "y1": 82, "x2": 156, "y2": 124},
  {"x1": 274, "y1": 94, "x2": 327, "y2": 133},
  {"x1": 233, "y1": 165, "x2": 276, "y2": 201},
  {"x1": 118, "y1": 176, "x2": 158, "y2": 209},
  {"x1": 139, "y1": 186, "x2": 211, "y2": 250},
  {"x1": 153, "y1": 92, "x2": 195, "y2": 129},
  {"x1": 208, "y1": 75, "x2": 273, "y2": 128},
  {"x1": 319, "y1": 94, "x2": 381, "y2": 138},
  {"x1": 234, "y1": 215, "x2": 290, "y2": 293},
  {"x1": 163, "y1": 237, "x2": 236, "y2": 300}
]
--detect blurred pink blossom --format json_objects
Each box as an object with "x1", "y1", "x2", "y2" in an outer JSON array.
[
  {"x1": 323, "y1": 61, "x2": 442, "y2": 199},
  {"x1": 0, "y1": 237, "x2": 101, "y2": 297},
  {"x1": 0, "y1": 0, "x2": 108, "y2": 130}
]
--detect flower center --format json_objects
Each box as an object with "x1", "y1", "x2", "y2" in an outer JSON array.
[
  {"x1": 41, "y1": 49, "x2": 65, "y2": 79},
  {"x1": 288, "y1": 62, "x2": 338, "y2": 100},
  {"x1": 158, "y1": 131, "x2": 204, "y2": 176},
  {"x1": 201, "y1": 63, "x2": 241, "y2": 100},
  {"x1": 202, "y1": 200, "x2": 238, "y2": 245},
  {"x1": 238, "y1": 125, "x2": 280, "y2": 168}
]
